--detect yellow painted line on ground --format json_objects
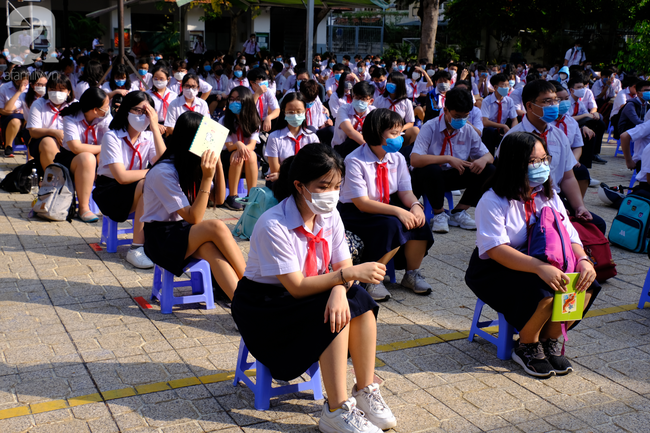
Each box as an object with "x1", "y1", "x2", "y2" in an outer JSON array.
[{"x1": 0, "y1": 301, "x2": 643, "y2": 420}]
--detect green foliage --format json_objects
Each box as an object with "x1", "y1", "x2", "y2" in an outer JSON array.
[
  {"x1": 435, "y1": 44, "x2": 459, "y2": 62},
  {"x1": 160, "y1": 22, "x2": 180, "y2": 54},
  {"x1": 616, "y1": 20, "x2": 650, "y2": 73},
  {"x1": 383, "y1": 42, "x2": 418, "y2": 60},
  {"x1": 67, "y1": 13, "x2": 105, "y2": 48}
]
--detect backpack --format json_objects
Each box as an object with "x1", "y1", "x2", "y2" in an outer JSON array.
[
  {"x1": 32, "y1": 163, "x2": 76, "y2": 222},
  {"x1": 570, "y1": 217, "x2": 617, "y2": 283},
  {"x1": 0, "y1": 159, "x2": 41, "y2": 194},
  {"x1": 528, "y1": 207, "x2": 576, "y2": 273},
  {"x1": 608, "y1": 193, "x2": 650, "y2": 253},
  {"x1": 232, "y1": 186, "x2": 278, "y2": 240}
]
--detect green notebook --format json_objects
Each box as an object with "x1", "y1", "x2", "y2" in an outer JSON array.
[{"x1": 551, "y1": 273, "x2": 585, "y2": 322}]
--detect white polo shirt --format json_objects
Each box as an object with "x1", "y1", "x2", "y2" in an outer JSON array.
[
  {"x1": 331, "y1": 103, "x2": 376, "y2": 147},
  {"x1": 254, "y1": 88, "x2": 279, "y2": 121},
  {"x1": 553, "y1": 114, "x2": 582, "y2": 150},
  {"x1": 627, "y1": 120, "x2": 650, "y2": 164},
  {"x1": 481, "y1": 93, "x2": 517, "y2": 124},
  {"x1": 141, "y1": 161, "x2": 190, "y2": 223},
  {"x1": 62, "y1": 110, "x2": 113, "y2": 151},
  {"x1": 0, "y1": 81, "x2": 26, "y2": 109},
  {"x1": 612, "y1": 88, "x2": 633, "y2": 117},
  {"x1": 164, "y1": 95, "x2": 209, "y2": 128},
  {"x1": 373, "y1": 96, "x2": 415, "y2": 123},
  {"x1": 27, "y1": 98, "x2": 74, "y2": 130},
  {"x1": 265, "y1": 126, "x2": 320, "y2": 164},
  {"x1": 98, "y1": 129, "x2": 158, "y2": 178},
  {"x1": 147, "y1": 87, "x2": 178, "y2": 121}
]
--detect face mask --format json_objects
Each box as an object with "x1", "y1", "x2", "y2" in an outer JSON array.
[
  {"x1": 329, "y1": 62, "x2": 334, "y2": 68},
  {"x1": 174, "y1": 72, "x2": 186, "y2": 81},
  {"x1": 35, "y1": 61, "x2": 42, "y2": 68},
  {"x1": 234, "y1": 70, "x2": 243, "y2": 78},
  {"x1": 528, "y1": 164, "x2": 550, "y2": 187},
  {"x1": 153, "y1": 79, "x2": 167, "y2": 90},
  {"x1": 576, "y1": 47, "x2": 582, "y2": 51},
  {"x1": 285, "y1": 113, "x2": 305, "y2": 127},
  {"x1": 80, "y1": 66, "x2": 84, "y2": 73},
  {"x1": 382, "y1": 135, "x2": 403, "y2": 153},
  {"x1": 397, "y1": 65, "x2": 405, "y2": 71},
  {"x1": 229, "y1": 101, "x2": 242, "y2": 114},
  {"x1": 426, "y1": 69, "x2": 435, "y2": 77},
  {"x1": 314, "y1": 68, "x2": 321, "y2": 74},
  {"x1": 517, "y1": 66, "x2": 523, "y2": 72},
  {"x1": 437, "y1": 82, "x2": 450, "y2": 93},
  {"x1": 0, "y1": 64, "x2": 7, "y2": 72},
  {"x1": 366, "y1": 62, "x2": 370, "y2": 66},
  {"x1": 559, "y1": 73, "x2": 568, "y2": 81},
  {"x1": 241, "y1": 59, "x2": 246, "y2": 65},
  {"x1": 259, "y1": 80, "x2": 268, "y2": 88},
  {"x1": 183, "y1": 87, "x2": 198, "y2": 99},
  {"x1": 344, "y1": 81, "x2": 353, "y2": 91},
  {"x1": 97, "y1": 107, "x2": 109, "y2": 118},
  {"x1": 305, "y1": 101, "x2": 315, "y2": 108},
  {"x1": 573, "y1": 88, "x2": 585, "y2": 98},
  {"x1": 115, "y1": 79, "x2": 126, "y2": 87},
  {"x1": 386, "y1": 83, "x2": 397, "y2": 94},
  {"x1": 480, "y1": 72, "x2": 488, "y2": 77},
  {"x1": 33, "y1": 86, "x2": 46, "y2": 96},
  {"x1": 276, "y1": 58, "x2": 282, "y2": 62},
  {"x1": 497, "y1": 87, "x2": 509, "y2": 97},
  {"x1": 138, "y1": 69, "x2": 147, "y2": 76},
  {"x1": 412, "y1": 72, "x2": 420, "y2": 80},
  {"x1": 134, "y1": 37, "x2": 141, "y2": 42},
  {"x1": 48, "y1": 91, "x2": 68, "y2": 105},
  {"x1": 376, "y1": 80, "x2": 386, "y2": 88},
  {"x1": 155, "y1": 56, "x2": 162, "y2": 61},
  {"x1": 380, "y1": 64, "x2": 385, "y2": 68},
  {"x1": 334, "y1": 74, "x2": 342, "y2": 81},
  {"x1": 558, "y1": 100, "x2": 571, "y2": 116},
  {"x1": 296, "y1": 79, "x2": 302, "y2": 89},
  {"x1": 352, "y1": 99, "x2": 368, "y2": 113},
  {"x1": 303, "y1": 187, "x2": 339, "y2": 215},
  {"x1": 450, "y1": 116, "x2": 467, "y2": 130},
  {"x1": 532, "y1": 103, "x2": 559, "y2": 123},
  {"x1": 643, "y1": 91, "x2": 650, "y2": 101},
  {"x1": 508, "y1": 80, "x2": 515, "y2": 88},
  {"x1": 203, "y1": 65, "x2": 211, "y2": 72},
  {"x1": 128, "y1": 112, "x2": 150, "y2": 132}
]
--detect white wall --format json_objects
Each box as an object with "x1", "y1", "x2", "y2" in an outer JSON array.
[
  {"x1": 187, "y1": 6, "x2": 205, "y2": 33},
  {"x1": 253, "y1": 9, "x2": 271, "y2": 34}
]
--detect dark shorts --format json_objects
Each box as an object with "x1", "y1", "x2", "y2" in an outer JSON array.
[
  {"x1": 143, "y1": 220, "x2": 193, "y2": 277},
  {"x1": 53, "y1": 147, "x2": 76, "y2": 170},
  {"x1": 93, "y1": 175, "x2": 139, "y2": 222},
  {"x1": 0, "y1": 113, "x2": 24, "y2": 132}
]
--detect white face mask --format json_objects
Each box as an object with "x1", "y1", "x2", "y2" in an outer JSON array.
[
  {"x1": 48, "y1": 91, "x2": 68, "y2": 105},
  {"x1": 183, "y1": 87, "x2": 199, "y2": 100},
  {"x1": 33, "y1": 86, "x2": 46, "y2": 96},
  {"x1": 174, "y1": 72, "x2": 186, "y2": 81},
  {"x1": 153, "y1": 79, "x2": 167, "y2": 90},
  {"x1": 97, "y1": 107, "x2": 109, "y2": 118},
  {"x1": 241, "y1": 59, "x2": 246, "y2": 65},
  {"x1": 128, "y1": 112, "x2": 150, "y2": 132},
  {"x1": 412, "y1": 72, "x2": 421, "y2": 81},
  {"x1": 573, "y1": 88, "x2": 586, "y2": 98},
  {"x1": 302, "y1": 186, "x2": 339, "y2": 215}
]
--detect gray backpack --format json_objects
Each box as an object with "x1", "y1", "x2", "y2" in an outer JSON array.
[{"x1": 32, "y1": 163, "x2": 75, "y2": 222}]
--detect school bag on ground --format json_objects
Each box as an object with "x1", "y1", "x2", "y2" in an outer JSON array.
[
  {"x1": 32, "y1": 163, "x2": 75, "y2": 222},
  {"x1": 232, "y1": 186, "x2": 278, "y2": 240},
  {"x1": 608, "y1": 193, "x2": 650, "y2": 253},
  {"x1": 0, "y1": 159, "x2": 41, "y2": 193},
  {"x1": 570, "y1": 217, "x2": 617, "y2": 283},
  {"x1": 528, "y1": 207, "x2": 576, "y2": 273}
]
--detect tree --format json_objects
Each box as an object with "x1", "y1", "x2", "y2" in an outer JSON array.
[{"x1": 417, "y1": 0, "x2": 440, "y2": 62}]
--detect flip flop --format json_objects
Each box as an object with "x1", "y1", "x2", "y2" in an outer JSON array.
[{"x1": 79, "y1": 211, "x2": 99, "y2": 223}]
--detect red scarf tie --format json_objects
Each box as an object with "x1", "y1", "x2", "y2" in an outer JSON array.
[
  {"x1": 441, "y1": 94, "x2": 446, "y2": 107},
  {"x1": 257, "y1": 96, "x2": 264, "y2": 120},
  {"x1": 236, "y1": 127, "x2": 244, "y2": 143},
  {"x1": 289, "y1": 134, "x2": 304, "y2": 155},
  {"x1": 388, "y1": 99, "x2": 398, "y2": 112},
  {"x1": 153, "y1": 91, "x2": 170, "y2": 119},
  {"x1": 184, "y1": 103, "x2": 196, "y2": 112},
  {"x1": 572, "y1": 99, "x2": 580, "y2": 116},
  {"x1": 306, "y1": 107, "x2": 313, "y2": 126},
  {"x1": 525, "y1": 192, "x2": 538, "y2": 226},
  {"x1": 441, "y1": 129, "x2": 457, "y2": 156},
  {"x1": 555, "y1": 116, "x2": 568, "y2": 134},
  {"x1": 123, "y1": 137, "x2": 143, "y2": 170},
  {"x1": 353, "y1": 113, "x2": 366, "y2": 132},
  {"x1": 294, "y1": 226, "x2": 330, "y2": 277},
  {"x1": 48, "y1": 102, "x2": 62, "y2": 128},
  {"x1": 410, "y1": 82, "x2": 418, "y2": 101},
  {"x1": 496, "y1": 100, "x2": 503, "y2": 124},
  {"x1": 533, "y1": 129, "x2": 550, "y2": 143},
  {"x1": 346, "y1": 94, "x2": 352, "y2": 104},
  {"x1": 375, "y1": 162, "x2": 390, "y2": 204},
  {"x1": 82, "y1": 120, "x2": 97, "y2": 145}
]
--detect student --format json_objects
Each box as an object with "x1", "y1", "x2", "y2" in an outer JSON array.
[
  {"x1": 27, "y1": 73, "x2": 75, "y2": 172},
  {"x1": 164, "y1": 73, "x2": 210, "y2": 136},
  {"x1": 168, "y1": 61, "x2": 213, "y2": 99},
  {"x1": 220, "y1": 86, "x2": 261, "y2": 211},
  {"x1": 475, "y1": 65, "x2": 493, "y2": 100},
  {"x1": 227, "y1": 63, "x2": 249, "y2": 92},
  {"x1": 283, "y1": 67, "x2": 308, "y2": 95},
  {"x1": 564, "y1": 41, "x2": 586, "y2": 67},
  {"x1": 331, "y1": 81, "x2": 376, "y2": 158},
  {"x1": 247, "y1": 67, "x2": 280, "y2": 132},
  {"x1": 481, "y1": 73, "x2": 518, "y2": 154},
  {"x1": 610, "y1": 76, "x2": 638, "y2": 136},
  {"x1": 265, "y1": 92, "x2": 320, "y2": 183},
  {"x1": 59, "y1": 58, "x2": 78, "y2": 89},
  {"x1": 618, "y1": 80, "x2": 650, "y2": 136},
  {"x1": 420, "y1": 70, "x2": 451, "y2": 124},
  {"x1": 324, "y1": 63, "x2": 346, "y2": 101},
  {"x1": 130, "y1": 58, "x2": 152, "y2": 89},
  {"x1": 232, "y1": 144, "x2": 394, "y2": 432},
  {"x1": 20, "y1": 71, "x2": 47, "y2": 135},
  {"x1": 411, "y1": 87, "x2": 494, "y2": 233},
  {"x1": 146, "y1": 64, "x2": 177, "y2": 136},
  {"x1": 75, "y1": 60, "x2": 104, "y2": 99},
  {"x1": 206, "y1": 62, "x2": 229, "y2": 114},
  {"x1": 567, "y1": 74, "x2": 607, "y2": 164},
  {"x1": 102, "y1": 63, "x2": 139, "y2": 100},
  {"x1": 466, "y1": 132, "x2": 599, "y2": 378},
  {"x1": 328, "y1": 74, "x2": 354, "y2": 120},
  {"x1": 299, "y1": 80, "x2": 333, "y2": 140},
  {"x1": 370, "y1": 67, "x2": 388, "y2": 99},
  {"x1": 621, "y1": 113, "x2": 650, "y2": 173},
  {"x1": 372, "y1": 71, "x2": 419, "y2": 146},
  {"x1": 453, "y1": 80, "x2": 483, "y2": 136},
  {"x1": 0, "y1": 66, "x2": 29, "y2": 156},
  {"x1": 405, "y1": 66, "x2": 432, "y2": 105},
  {"x1": 338, "y1": 109, "x2": 434, "y2": 302},
  {"x1": 142, "y1": 111, "x2": 245, "y2": 298},
  {"x1": 591, "y1": 69, "x2": 620, "y2": 108}
]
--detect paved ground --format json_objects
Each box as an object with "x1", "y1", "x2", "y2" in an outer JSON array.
[{"x1": 0, "y1": 139, "x2": 649, "y2": 433}]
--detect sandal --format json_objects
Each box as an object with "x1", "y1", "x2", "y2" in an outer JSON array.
[{"x1": 79, "y1": 211, "x2": 99, "y2": 223}]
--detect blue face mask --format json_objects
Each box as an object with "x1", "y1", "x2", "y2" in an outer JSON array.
[
  {"x1": 80, "y1": 66, "x2": 84, "y2": 73},
  {"x1": 229, "y1": 101, "x2": 242, "y2": 114},
  {"x1": 508, "y1": 80, "x2": 515, "y2": 88},
  {"x1": 285, "y1": 113, "x2": 305, "y2": 127},
  {"x1": 329, "y1": 62, "x2": 334, "y2": 68},
  {"x1": 296, "y1": 79, "x2": 302, "y2": 89},
  {"x1": 528, "y1": 164, "x2": 550, "y2": 187},
  {"x1": 204, "y1": 65, "x2": 211, "y2": 72},
  {"x1": 115, "y1": 79, "x2": 126, "y2": 87},
  {"x1": 259, "y1": 80, "x2": 268, "y2": 88},
  {"x1": 397, "y1": 65, "x2": 405, "y2": 71},
  {"x1": 314, "y1": 68, "x2": 321, "y2": 74},
  {"x1": 497, "y1": 87, "x2": 509, "y2": 97},
  {"x1": 155, "y1": 56, "x2": 162, "y2": 61},
  {"x1": 643, "y1": 91, "x2": 650, "y2": 101},
  {"x1": 305, "y1": 101, "x2": 315, "y2": 108},
  {"x1": 383, "y1": 135, "x2": 403, "y2": 153},
  {"x1": 558, "y1": 100, "x2": 571, "y2": 116},
  {"x1": 532, "y1": 103, "x2": 559, "y2": 123},
  {"x1": 450, "y1": 117, "x2": 467, "y2": 130},
  {"x1": 234, "y1": 70, "x2": 243, "y2": 78},
  {"x1": 334, "y1": 74, "x2": 342, "y2": 81},
  {"x1": 380, "y1": 64, "x2": 385, "y2": 68},
  {"x1": 386, "y1": 83, "x2": 397, "y2": 94},
  {"x1": 276, "y1": 58, "x2": 282, "y2": 62},
  {"x1": 352, "y1": 99, "x2": 368, "y2": 113},
  {"x1": 138, "y1": 69, "x2": 147, "y2": 76}
]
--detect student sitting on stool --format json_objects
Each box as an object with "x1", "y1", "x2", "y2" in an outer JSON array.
[{"x1": 481, "y1": 73, "x2": 518, "y2": 154}]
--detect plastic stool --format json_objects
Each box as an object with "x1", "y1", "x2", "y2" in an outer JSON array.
[
  {"x1": 423, "y1": 192, "x2": 455, "y2": 222},
  {"x1": 630, "y1": 170, "x2": 637, "y2": 189},
  {"x1": 100, "y1": 212, "x2": 134, "y2": 253},
  {"x1": 151, "y1": 258, "x2": 215, "y2": 314},
  {"x1": 606, "y1": 121, "x2": 614, "y2": 143},
  {"x1": 76, "y1": 188, "x2": 100, "y2": 215},
  {"x1": 233, "y1": 338, "x2": 323, "y2": 410},
  {"x1": 13, "y1": 139, "x2": 28, "y2": 163},
  {"x1": 638, "y1": 267, "x2": 650, "y2": 309},
  {"x1": 468, "y1": 298, "x2": 517, "y2": 360},
  {"x1": 226, "y1": 179, "x2": 248, "y2": 197},
  {"x1": 386, "y1": 259, "x2": 396, "y2": 284}
]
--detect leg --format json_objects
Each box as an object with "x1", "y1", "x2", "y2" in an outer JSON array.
[
  {"x1": 403, "y1": 126, "x2": 419, "y2": 146},
  {"x1": 131, "y1": 180, "x2": 145, "y2": 244},
  {"x1": 403, "y1": 240, "x2": 428, "y2": 271},
  {"x1": 348, "y1": 310, "x2": 377, "y2": 389},
  {"x1": 192, "y1": 241, "x2": 239, "y2": 299},
  {"x1": 39, "y1": 137, "x2": 60, "y2": 170},
  {"x1": 227, "y1": 152, "x2": 244, "y2": 198},
  {"x1": 412, "y1": 164, "x2": 447, "y2": 214},
  {"x1": 319, "y1": 324, "x2": 350, "y2": 409},
  {"x1": 4, "y1": 118, "x2": 21, "y2": 148},
  {"x1": 185, "y1": 219, "x2": 246, "y2": 280},
  {"x1": 414, "y1": 106, "x2": 425, "y2": 121},
  {"x1": 244, "y1": 149, "x2": 258, "y2": 190},
  {"x1": 518, "y1": 297, "x2": 553, "y2": 344},
  {"x1": 70, "y1": 152, "x2": 97, "y2": 216},
  {"x1": 454, "y1": 164, "x2": 495, "y2": 212}
]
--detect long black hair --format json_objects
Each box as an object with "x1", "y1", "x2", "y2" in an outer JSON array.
[
  {"x1": 45, "y1": 73, "x2": 75, "y2": 103},
  {"x1": 274, "y1": 144, "x2": 345, "y2": 202},
  {"x1": 108, "y1": 91, "x2": 155, "y2": 131},
  {"x1": 109, "y1": 63, "x2": 132, "y2": 91},
  {"x1": 60, "y1": 87, "x2": 108, "y2": 117},
  {"x1": 490, "y1": 131, "x2": 553, "y2": 201},
  {"x1": 382, "y1": 71, "x2": 407, "y2": 102},
  {"x1": 335, "y1": 71, "x2": 350, "y2": 99},
  {"x1": 78, "y1": 60, "x2": 104, "y2": 87},
  {"x1": 25, "y1": 70, "x2": 46, "y2": 108},
  {"x1": 274, "y1": 91, "x2": 308, "y2": 131},
  {"x1": 223, "y1": 86, "x2": 261, "y2": 138}
]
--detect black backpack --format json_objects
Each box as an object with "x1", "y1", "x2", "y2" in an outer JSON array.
[{"x1": 0, "y1": 159, "x2": 41, "y2": 194}]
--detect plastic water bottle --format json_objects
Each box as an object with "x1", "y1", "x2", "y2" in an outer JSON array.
[{"x1": 29, "y1": 169, "x2": 39, "y2": 196}]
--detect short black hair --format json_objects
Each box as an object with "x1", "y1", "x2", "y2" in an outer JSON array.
[
  {"x1": 332, "y1": 63, "x2": 345, "y2": 73},
  {"x1": 362, "y1": 108, "x2": 404, "y2": 147},
  {"x1": 445, "y1": 87, "x2": 473, "y2": 113},
  {"x1": 247, "y1": 67, "x2": 269, "y2": 82},
  {"x1": 525, "y1": 72, "x2": 540, "y2": 83},
  {"x1": 567, "y1": 75, "x2": 584, "y2": 89},
  {"x1": 490, "y1": 73, "x2": 507, "y2": 87},
  {"x1": 601, "y1": 69, "x2": 613, "y2": 77},
  {"x1": 551, "y1": 81, "x2": 568, "y2": 94},
  {"x1": 370, "y1": 67, "x2": 387, "y2": 79},
  {"x1": 521, "y1": 79, "x2": 556, "y2": 106},
  {"x1": 432, "y1": 70, "x2": 451, "y2": 82},
  {"x1": 637, "y1": 80, "x2": 650, "y2": 91},
  {"x1": 352, "y1": 81, "x2": 375, "y2": 99}
]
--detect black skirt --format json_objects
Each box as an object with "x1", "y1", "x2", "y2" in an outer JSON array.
[
  {"x1": 0, "y1": 112, "x2": 23, "y2": 131},
  {"x1": 337, "y1": 196, "x2": 434, "y2": 270},
  {"x1": 465, "y1": 248, "x2": 601, "y2": 331},
  {"x1": 53, "y1": 147, "x2": 76, "y2": 170},
  {"x1": 231, "y1": 277, "x2": 379, "y2": 381},
  {"x1": 143, "y1": 220, "x2": 193, "y2": 277},
  {"x1": 93, "y1": 175, "x2": 139, "y2": 222}
]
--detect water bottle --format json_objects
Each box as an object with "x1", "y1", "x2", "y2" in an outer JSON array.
[{"x1": 29, "y1": 169, "x2": 39, "y2": 196}]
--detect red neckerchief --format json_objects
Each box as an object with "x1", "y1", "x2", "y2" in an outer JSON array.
[
  {"x1": 533, "y1": 128, "x2": 549, "y2": 142},
  {"x1": 353, "y1": 112, "x2": 366, "y2": 132},
  {"x1": 257, "y1": 95, "x2": 264, "y2": 120},
  {"x1": 496, "y1": 99, "x2": 503, "y2": 124},
  {"x1": 410, "y1": 82, "x2": 418, "y2": 101},
  {"x1": 555, "y1": 115, "x2": 568, "y2": 134},
  {"x1": 236, "y1": 127, "x2": 244, "y2": 143},
  {"x1": 152, "y1": 90, "x2": 170, "y2": 119},
  {"x1": 375, "y1": 162, "x2": 390, "y2": 204},
  {"x1": 346, "y1": 94, "x2": 352, "y2": 104},
  {"x1": 572, "y1": 98, "x2": 581, "y2": 116},
  {"x1": 388, "y1": 98, "x2": 398, "y2": 112},
  {"x1": 48, "y1": 102, "x2": 62, "y2": 128},
  {"x1": 289, "y1": 133, "x2": 304, "y2": 155},
  {"x1": 82, "y1": 119, "x2": 97, "y2": 145},
  {"x1": 441, "y1": 128, "x2": 457, "y2": 156},
  {"x1": 525, "y1": 192, "x2": 538, "y2": 226},
  {"x1": 123, "y1": 136, "x2": 143, "y2": 170},
  {"x1": 294, "y1": 226, "x2": 329, "y2": 277},
  {"x1": 306, "y1": 106, "x2": 313, "y2": 126},
  {"x1": 184, "y1": 102, "x2": 196, "y2": 112}
]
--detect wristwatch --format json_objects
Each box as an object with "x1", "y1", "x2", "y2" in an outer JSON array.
[{"x1": 576, "y1": 255, "x2": 594, "y2": 265}]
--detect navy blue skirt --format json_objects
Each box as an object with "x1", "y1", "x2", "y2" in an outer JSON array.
[
  {"x1": 144, "y1": 221, "x2": 193, "y2": 277},
  {"x1": 232, "y1": 277, "x2": 378, "y2": 381},
  {"x1": 0, "y1": 112, "x2": 23, "y2": 132}
]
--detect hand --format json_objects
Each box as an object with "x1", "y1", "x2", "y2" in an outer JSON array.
[
  {"x1": 157, "y1": 123, "x2": 166, "y2": 135},
  {"x1": 591, "y1": 112, "x2": 600, "y2": 120},
  {"x1": 414, "y1": 66, "x2": 424, "y2": 73},
  {"x1": 501, "y1": 124, "x2": 510, "y2": 134},
  {"x1": 626, "y1": 157, "x2": 636, "y2": 170},
  {"x1": 262, "y1": 117, "x2": 272, "y2": 132},
  {"x1": 575, "y1": 259, "x2": 596, "y2": 292},
  {"x1": 469, "y1": 158, "x2": 487, "y2": 174},
  {"x1": 537, "y1": 263, "x2": 569, "y2": 292},
  {"x1": 265, "y1": 172, "x2": 279, "y2": 182},
  {"x1": 200, "y1": 149, "x2": 218, "y2": 179},
  {"x1": 144, "y1": 102, "x2": 159, "y2": 126},
  {"x1": 54, "y1": 130, "x2": 64, "y2": 144},
  {"x1": 574, "y1": 206, "x2": 593, "y2": 221},
  {"x1": 410, "y1": 205, "x2": 426, "y2": 228},
  {"x1": 351, "y1": 262, "x2": 386, "y2": 285},
  {"x1": 19, "y1": 80, "x2": 28, "y2": 93},
  {"x1": 115, "y1": 89, "x2": 128, "y2": 97},
  {"x1": 324, "y1": 119, "x2": 333, "y2": 127},
  {"x1": 448, "y1": 157, "x2": 472, "y2": 174},
  {"x1": 397, "y1": 208, "x2": 419, "y2": 230},
  {"x1": 324, "y1": 286, "x2": 350, "y2": 333},
  {"x1": 581, "y1": 126, "x2": 595, "y2": 139},
  {"x1": 460, "y1": 69, "x2": 469, "y2": 80}
]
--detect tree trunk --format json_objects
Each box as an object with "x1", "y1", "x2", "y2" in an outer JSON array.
[
  {"x1": 418, "y1": 0, "x2": 440, "y2": 62},
  {"x1": 229, "y1": 10, "x2": 244, "y2": 56}
]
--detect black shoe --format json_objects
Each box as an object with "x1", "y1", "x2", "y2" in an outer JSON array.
[
  {"x1": 542, "y1": 339, "x2": 574, "y2": 375},
  {"x1": 4, "y1": 145, "x2": 13, "y2": 157},
  {"x1": 512, "y1": 341, "x2": 555, "y2": 378},
  {"x1": 592, "y1": 154, "x2": 607, "y2": 164},
  {"x1": 224, "y1": 195, "x2": 243, "y2": 211}
]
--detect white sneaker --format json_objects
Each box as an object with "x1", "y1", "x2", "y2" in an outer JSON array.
[
  {"x1": 451, "y1": 190, "x2": 461, "y2": 196},
  {"x1": 589, "y1": 178, "x2": 600, "y2": 187},
  {"x1": 319, "y1": 397, "x2": 381, "y2": 433},
  {"x1": 400, "y1": 269, "x2": 432, "y2": 295},
  {"x1": 126, "y1": 246, "x2": 154, "y2": 269},
  {"x1": 431, "y1": 212, "x2": 449, "y2": 233},
  {"x1": 352, "y1": 384, "x2": 397, "y2": 430},
  {"x1": 448, "y1": 210, "x2": 476, "y2": 230},
  {"x1": 365, "y1": 281, "x2": 391, "y2": 302}
]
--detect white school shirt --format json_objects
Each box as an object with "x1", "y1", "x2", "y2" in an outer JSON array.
[
  {"x1": 254, "y1": 88, "x2": 279, "y2": 121},
  {"x1": 329, "y1": 93, "x2": 353, "y2": 119},
  {"x1": 475, "y1": 78, "x2": 494, "y2": 98},
  {"x1": 500, "y1": 116, "x2": 577, "y2": 193},
  {"x1": 147, "y1": 88, "x2": 178, "y2": 121},
  {"x1": 20, "y1": 93, "x2": 34, "y2": 121},
  {"x1": 244, "y1": 195, "x2": 350, "y2": 285},
  {"x1": 583, "y1": 88, "x2": 597, "y2": 111},
  {"x1": 469, "y1": 106, "x2": 484, "y2": 135},
  {"x1": 373, "y1": 96, "x2": 415, "y2": 123},
  {"x1": 265, "y1": 127, "x2": 320, "y2": 164},
  {"x1": 412, "y1": 114, "x2": 488, "y2": 170},
  {"x1": 283, "y1": 75, "x2": 297, "y2": 93},
  {"x1": 627, "y1": 120, "x2": 650, "y2": 164},
  {"x1": 405, "y1": 78, "x2": 427, "y2": 101},
  {"x1": 167, "y1": 77, "x2": 212, "y2": 95},
  {"x1": 130, "y1": 72, "x2": 152, "y2": 89},
  {"x1": 75, "y1": 81, "x2": 91, "y2": 99},
  {"x1": 475, "y1": 187, "x2": 581, "y2": 260},
  {"x1": 141, "y1": 161, "x2": 190, "y2": 223},
  {"x1": 98, "y1": 129, "x2": 157, "y2": 178},
  {"x1": 243, "y1": 40, "x2": 259, "y2": 55},
  {"x1": 612, "y1": 88, "x2": 633, "y2": 117},
  {"x1": 62, "y1": 111, "x2": 113, "y2": 151},
  {"x1": 564, "y1": 48, "x2": 586, "y2": 67},
  {"x1": 206, "y1": 74, "x2": 228, "y2": 96},
  {"x1": 553, "y1": 114, "x2": 582, "y2": 150},
  {"x1": 227, "y1": 76, "x2": 249, "y2": 93},
  {"x1": 480, "y1": 93, "x2": 516, "y2": 123},
  {"x1": 340, "y1": 143, "x2": 411, "y2": 204},
  {"x1": 569, "y1": 97, "x2": 588, "y2": 117},
  {"x1": 510, "y1": 87, "x2": 524, "y2": 112},
  {"x1": 0, "y1": 81, "x2": 26, "y2": 109},
  {"x1": 101, "y1": 81, "x2": 140, "y2": 94},
  {"x1": 324, "y1": 76, "x2": 340, "y2": 101},
  {"x1": 331, "y1": 103, "x2": 375, "y2": 147},
  {"x1": 217, "y1": 117, "x2": 260, "y2": 144},
  {"x1": 276, "y1": 74, "x2": 287, "y2": 93},
  {"x1": 164, "y1": 96, "x2": 209, "y2": 128},
  {"x1": 305, "y1": 97, "x2": 327, "y2": 129},
  {"x1": 26, "y1": 98, "x2": 74, "y2": 131},
  {"x1": 591, "y1": 78, "x2": 621, "y2": 100}
]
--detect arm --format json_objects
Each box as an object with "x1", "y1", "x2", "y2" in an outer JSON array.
[
  {"x1": 351, "y1": 195, "x2": 422, "y2": 230},
  {"x1": 572, "y1": 147, "x2": 582, "y2": 161},
  {"x1": 176, "y1": 150, "x2": 219, "y2": 224},
  {"x1": 340, "y1": 120, "x2": 366, "y2": 145},
  {"x1": 1, "y1": 83, "x2": 26, "y2": 115},
  {"x1": 482, "y1": 117, "x2": 508, "y2": 130},
  {"x1": 29, "y1": 127, "x2": 64, "y2": 143},
  {"x1": 510, "y1": 117, "x2": 519, "y2": 128},
  {"x1": 620, "y1": 132, "x2": 636, "y2": 170},
  {"x1": 402, "y1": 122, "x2": 414, "y2": 132},
  {"x1": 468, "y1": 152, "x2": 494, "y2": 174},
  {"x1": 108, "y1": 163, "x2": 148, "y2": 185},
  {"x1": 145, "y1": 103, "x2": 166, "y2": 164},
  {"x1": 67, "y1": 140, "x2": 101, "y2": 155},
  {"x1": 560, "y1": 170, "x2": 592, "y2": 221}
]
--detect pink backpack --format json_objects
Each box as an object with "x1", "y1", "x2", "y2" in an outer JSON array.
[{"x1": 528, "y1": 207, "x2": 576, "y2": 273}]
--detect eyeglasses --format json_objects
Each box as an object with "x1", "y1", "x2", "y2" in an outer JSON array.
[
  {"x1": 285, "y1": 110, "x2": 305, "y2": 115},
  {"x1": 183, "y1": 85, "x2": 198, "y2": 90},
  {"x1": 227, "y1": 97, "x2": 241, "y2": 103},
  {"x1": 535, "y1": 98, "x2": 560, "y2": 107},
  {"x1": 130, "y1": 107, "x2": 146, "y2": 115},
  {"x1": 529, "y1": 155, "x2": 552, "y2": 168}
]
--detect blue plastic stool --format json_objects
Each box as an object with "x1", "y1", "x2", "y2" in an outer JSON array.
[
  {"x1": 638, "y1": 267, "x2": 650, "y2": 309},
  {"x1": 151, "y1": 258, "x2": 215, "y2": 314},
  {"x1": 100, "y1": 212, "x2": 135, "y2": 253},
  {"x1": 630, "y1": 170, "x2": 637, "y2": 189},
  {"x1": 12, "y1": 140, "x2": 28, "y2": 163},
  {"x1": 226, "y1": 179, "x2": 248, "y2": 197},
  {"x1": 606, "y1": 121, "x2": 614, "y2": 143},
  {"x1": 423, "y1": 192, "x2": 455, "y2": 222},
  {"x1": 233, "y1": 338, "x2": 323, "y2": 410},
  {"x1": 468, "y1": 298, "x2": 517, "y2": 360}
]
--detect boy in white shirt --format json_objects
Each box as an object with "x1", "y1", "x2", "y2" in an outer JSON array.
[
  {"x1": 481, "y1": 73, "x2": 518, "y2": 154},
  {"x1": 331, "y1": 81, "x2": 375, "y2": 158},
  {"x1": 591, "y1": 69, "x2": 621, "y2": 108},
  {"x1": 567, "y1": 74, "x2": 607, "y2": 164},
  {"x1": 564, "y1": 42, "x2": 586, "y2": 67}
]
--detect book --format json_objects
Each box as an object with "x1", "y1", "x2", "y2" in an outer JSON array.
[
  {"x1": 551, "y1": 273, "x2": 585, "y2": 322},
  {"x1": 188, "y1": 116, "x2": 229, "y2": 157}
]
